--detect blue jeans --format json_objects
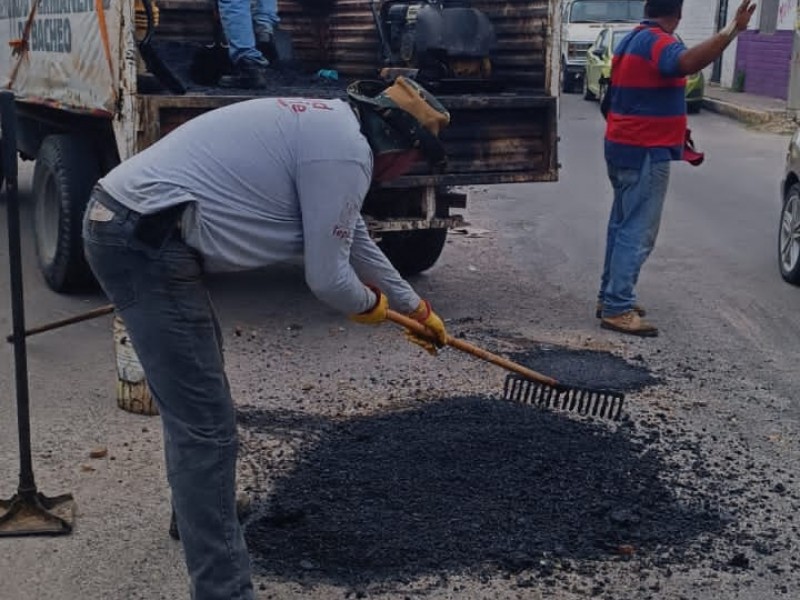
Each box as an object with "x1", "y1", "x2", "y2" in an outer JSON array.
[
  {"x1": 219, "y1": 0, "x2": 279, "y2": 65},
  {"x1": 83, "y1": 191, "x2": 254, "y2": 600},
  {"x1": 598, "y1": 154, "x2": 671, "y2": 317}
]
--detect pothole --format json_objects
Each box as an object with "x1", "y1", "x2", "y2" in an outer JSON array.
[{"x1": 508, "y1": 345, "x2": 661, "y2": 392}]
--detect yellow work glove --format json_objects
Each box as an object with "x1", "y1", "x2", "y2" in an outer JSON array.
[
  {"x1": 349, "y1": 287, "x2": 389, "y2": 325},
  {"x1": 405, "y1": 299, "x2": 448, "y2": 355}
]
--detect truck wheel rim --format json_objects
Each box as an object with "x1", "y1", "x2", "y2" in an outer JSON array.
[
  {"x1": 780, "y1": 190, "x2": 800, "y2": 273},
  {"x1": 35, "y1": 171, "x2": 60, "y2": 265}
]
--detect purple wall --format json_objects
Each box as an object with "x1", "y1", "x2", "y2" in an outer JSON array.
[{"x1": 735, "y1": 30, "x2": 793, "y2": 99}]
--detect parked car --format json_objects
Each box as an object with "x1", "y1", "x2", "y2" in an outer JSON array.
[
  {"x1": 583, "y1": 27, "x2": 704, "y2": 113},
  {"x1": 779, "y1": 128, "x2": 800, "y2": 284}
]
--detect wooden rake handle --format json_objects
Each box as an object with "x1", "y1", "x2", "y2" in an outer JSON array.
[
  {"x1": 386, "y1": 309, "x2": 559, "y2": 387},
  {"x1": 7, "y1": 303, "x2": 115, "y2": 343}
]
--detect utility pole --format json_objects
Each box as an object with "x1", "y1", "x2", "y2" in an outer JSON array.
[{"x1": 712, "y1": 0, "x2": 730, "y2": 83}]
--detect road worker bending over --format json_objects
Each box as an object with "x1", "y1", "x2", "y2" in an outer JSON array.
[{"x1": 82, "y1": 77, "x2": 450, "y2": 600}]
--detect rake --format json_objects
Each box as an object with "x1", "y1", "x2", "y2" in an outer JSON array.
[
  {"x1": 11, "y1": 306, "x2": 625, "y2": 421},
  {"x1": 386, "y1": 310, "x2": 625, "y2": 421}
]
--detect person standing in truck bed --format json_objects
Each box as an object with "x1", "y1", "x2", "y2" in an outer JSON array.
[
  {"x1": 217, "y1": 0, "x2": 280, "y2": 88},
  {"x1": 82, "y1": 77, "x2": 451, "y2": 599}
]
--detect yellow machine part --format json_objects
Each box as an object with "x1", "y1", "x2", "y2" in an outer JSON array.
[
  {"x1": 449, "y1": 58, "x2": 492, "y2": 78},
  {"x1": 134, "y1": 0, "x2": 160, "y2": 38}
]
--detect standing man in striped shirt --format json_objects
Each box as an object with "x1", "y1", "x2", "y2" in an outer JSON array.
[{"x1": 597, "y1": 0, "x2": 756, "y2": 337}]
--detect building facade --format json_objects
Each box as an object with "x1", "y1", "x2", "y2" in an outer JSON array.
[
  {"x1": 733, "y1": 0, "x2": 796, "y2": 99},
  {"x1": 650, "y1": 0, "x2": 799, "y2": 104},
  {"x1": 676, "y1": 0, "x2": 717, "y2": 80}
]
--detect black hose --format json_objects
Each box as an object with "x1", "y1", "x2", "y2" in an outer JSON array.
[
  {"x1": 137, "y1": 0, "x2": 186, "y2": 94},
  {"x1": 138, "y1": 0, "x2": 155, "y2": 46}
]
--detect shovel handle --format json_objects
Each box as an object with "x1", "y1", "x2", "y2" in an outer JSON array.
[{"x1": 385, "y1": 309, "x2": 558, "y2": 386}]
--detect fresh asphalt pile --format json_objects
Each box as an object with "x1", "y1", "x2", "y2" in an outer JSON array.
[{"x1": 233, "y1": 336, "x2": 800, "y2": 599}]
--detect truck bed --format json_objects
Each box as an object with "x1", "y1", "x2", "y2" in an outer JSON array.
[
  {"x1": 136, "y1": 0, "x2": 558, "y2": 186},
  {"x1": 139, "y1": 88, "x2": 557, "y2": 188}
]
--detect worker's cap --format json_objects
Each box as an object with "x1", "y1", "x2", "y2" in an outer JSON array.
[{"x1": 347, "y1": 77, "x2": 451, "y2": 169}]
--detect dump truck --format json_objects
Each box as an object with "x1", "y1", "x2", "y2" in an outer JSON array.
[{"x1": 0, "y1": 0, "x2": 560, "y2": 293}]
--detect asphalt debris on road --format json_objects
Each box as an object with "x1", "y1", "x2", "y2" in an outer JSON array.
[
  {"x1": 226, "y1": 315, "x2": 800, "y2": 599},
  {"x1": 238, "y1": 393, "x2": 799, "y2": 597}
]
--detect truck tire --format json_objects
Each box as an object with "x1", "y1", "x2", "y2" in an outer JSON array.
[
  {"x1": 33, "y1": 134, "x2": 100, "y2": 292},
  {"x1": 377, "y1": 228, "x2": 448, "y2": 276},
  {"x1": 562, "y1": 73, "x2": 576, "y2": 94},
  {"x1": 598, "y1": 81, "x2": 609, "y2": 110},
  {"x1": 582, "y1": 75, "x2": 595, "y2": 101},
  {"x1": 560, "y1": 59, "x2": 574, "y2": 94}
]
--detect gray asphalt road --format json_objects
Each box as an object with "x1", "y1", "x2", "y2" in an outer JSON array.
[
  {"x1": 0, "y1": 96, "x2": 798, "y2": 600},
  {"x1": 473, "y1": 95, "x2": 799, "y2": 404}
]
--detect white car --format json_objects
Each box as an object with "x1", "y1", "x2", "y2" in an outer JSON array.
[{"x1": 560, "y1": 0, "x2": 644, "y2": 93}]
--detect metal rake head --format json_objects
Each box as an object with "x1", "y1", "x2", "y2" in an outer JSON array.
[{"x1": 502, "y1": 374, "x2": 625, "y2": 421}]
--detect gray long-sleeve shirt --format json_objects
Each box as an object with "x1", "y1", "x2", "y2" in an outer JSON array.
[{"x1": 98, "y1": 97, "x2": 421, "y2": 315}]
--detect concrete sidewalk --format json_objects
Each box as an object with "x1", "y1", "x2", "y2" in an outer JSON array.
[{"x1": 703, "y1": 83, "x2": 797, "y2": 133}]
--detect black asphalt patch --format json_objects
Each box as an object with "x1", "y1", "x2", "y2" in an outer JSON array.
[
  {"x1": 240, "y1": 398, "x2": 726, "y2": 589},
  {"x1": 507, "y1": 345, "x2": 661, "y2": 392}
]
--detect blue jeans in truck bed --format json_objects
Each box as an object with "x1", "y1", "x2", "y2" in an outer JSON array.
[{"x1": 219, "y1": 0, "x2": 279, "y2": 65}]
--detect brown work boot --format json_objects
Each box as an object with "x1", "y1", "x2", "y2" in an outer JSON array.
[
  {"x1": 596, "y1": 301, "x2": 646, "y2": 319},
  {"x1": 600, "y1": 310, "x2": 659, "y2": 337}
]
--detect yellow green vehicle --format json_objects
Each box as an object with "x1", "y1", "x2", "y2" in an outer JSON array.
[{"x1": 582, "y1": 26, "x2": 705, "y2": 114}]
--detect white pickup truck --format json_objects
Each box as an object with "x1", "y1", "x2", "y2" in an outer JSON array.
[
  {"x1": 0, "y1": 0, "x2": 561, "y2": 293},
  {"x1": 560, "y1": 0, "x2": 644, "y2": 93}
]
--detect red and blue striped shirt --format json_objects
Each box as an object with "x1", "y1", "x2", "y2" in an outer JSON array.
[{"x1": 604, "y1": 22, "x2": 688, "y2": 169}]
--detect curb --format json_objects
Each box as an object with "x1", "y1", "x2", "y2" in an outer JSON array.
[{"x1": 702, "y1": 96, "x2": 796, "y2": 132}]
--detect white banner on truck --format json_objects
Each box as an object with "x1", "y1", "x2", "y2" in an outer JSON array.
[{"x1": 0, "y1": 0, "x2": 122, "y2": 113}]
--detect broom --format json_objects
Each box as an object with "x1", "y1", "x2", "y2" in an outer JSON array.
[{"x1": 386, "y1": 310, "x2": 625, "y2": 421}]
